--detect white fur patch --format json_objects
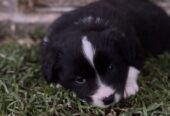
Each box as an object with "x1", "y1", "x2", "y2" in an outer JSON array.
[
  {"x1": 91, "y1": 78, "x2": 115, "y2": 107},
  {"x1": 124, "y1": 66, "x2": 140, "y2": 98},
  {"x1": 82, "y1": 36, "x2": 95, "y2": 66}
]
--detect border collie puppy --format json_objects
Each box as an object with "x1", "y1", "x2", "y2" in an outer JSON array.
[{"x1": 40, "y1": 0, "x2": 170, "y2": 107}]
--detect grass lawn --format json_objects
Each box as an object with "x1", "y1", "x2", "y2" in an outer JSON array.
[{"x1": 0, "y1": 41, "x2": 170, "y2": 116}]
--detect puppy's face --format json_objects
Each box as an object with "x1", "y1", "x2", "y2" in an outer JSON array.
[{"x1": 41, "y1": 30, "x2": 142, "y2": 107}]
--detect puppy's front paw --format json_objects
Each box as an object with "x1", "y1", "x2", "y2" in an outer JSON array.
[
  {"x1": 124, "y1": 81, "x2": 139, "y2": 98},
  {"x1": 124, "y1": 66, "x2": 140, "y2": 98}
]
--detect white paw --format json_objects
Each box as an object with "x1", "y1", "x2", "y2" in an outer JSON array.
[
  {"x1": 124, "y1": 66, "x2": 140, "y2": 98},
  {"x1": 124, "y1": 81, "x2": 139, "y2": 98}
]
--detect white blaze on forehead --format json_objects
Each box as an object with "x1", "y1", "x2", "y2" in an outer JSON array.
[
  {"x1": 91, "y1": 77, "x2": 115, "y2": 107},
  {"x1": 82, "y1": 36, "x2": 95, "y2": 66},
  {"x1": 124, "y1": 66, "x2": 140, "y2": 98}
]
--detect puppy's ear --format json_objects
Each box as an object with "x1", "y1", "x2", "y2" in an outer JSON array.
[
  {"x1": 112, "y1": 29, "x2": 145, "y2": 69},
  {"x1": 40, "y1": 41, "x2": 61, "y2": 83}
]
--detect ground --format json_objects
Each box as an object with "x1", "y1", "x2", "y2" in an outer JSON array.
[{"x1": 0, "y1": 39, "x2": 170, "y2": 116}]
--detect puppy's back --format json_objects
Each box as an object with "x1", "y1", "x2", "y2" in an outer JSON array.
[{"x1": 104, "y1": 0, "x2": 170, "y2": 54}]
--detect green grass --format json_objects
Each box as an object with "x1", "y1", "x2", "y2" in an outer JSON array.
[{"x1": 0, "y1": 42, "x2": 170, "y2": 116}]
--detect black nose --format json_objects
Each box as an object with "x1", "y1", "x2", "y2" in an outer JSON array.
[{"x1": 103, "y1": 94, "x2": 114, "y2": 105}]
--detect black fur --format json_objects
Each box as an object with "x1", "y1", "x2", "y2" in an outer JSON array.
[{"x1": 40, "y1": 0, "x2": 170, "y2": 107}]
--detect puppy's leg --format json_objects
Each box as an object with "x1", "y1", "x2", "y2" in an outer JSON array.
[{"x1": 124, "y1": 66, "x2": 140, "y2": 98}]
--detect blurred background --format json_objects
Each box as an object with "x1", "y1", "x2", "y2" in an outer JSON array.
[{"x1": 0, "y1": 0, "x2": 170, "y2": 43}]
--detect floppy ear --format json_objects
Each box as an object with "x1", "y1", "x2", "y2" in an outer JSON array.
[
  {"x1": 112, "y1": 30, "x2": 145, "y2": 70},
  {"x1": 40, "y1": 41, "x2": 61, "y2": 83}
]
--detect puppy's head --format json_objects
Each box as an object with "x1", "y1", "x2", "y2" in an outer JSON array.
[{"x1": 40, "y1": 27, "x2": 144, "y2": 107}]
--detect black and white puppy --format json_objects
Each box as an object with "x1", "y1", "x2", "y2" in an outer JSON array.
[{"x1": 40, "y1": 0, "x2": 170, "y2": 107}]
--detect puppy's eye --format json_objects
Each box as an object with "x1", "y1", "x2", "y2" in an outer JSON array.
[
  {"x1": 75, "y1": 76, "x2": 86, "y2": 85},
  {"x1": 107, "y1": 64, "x2": 114, "y2": 72}
]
